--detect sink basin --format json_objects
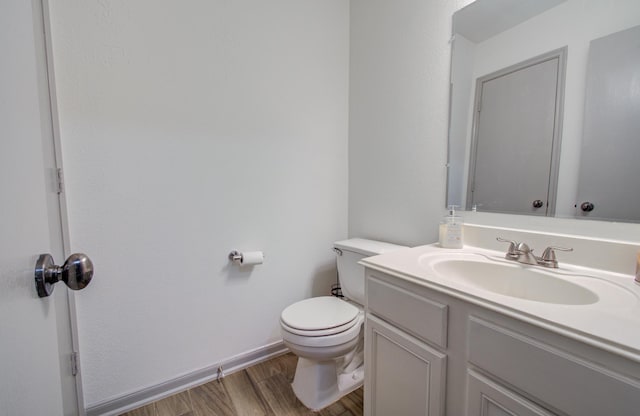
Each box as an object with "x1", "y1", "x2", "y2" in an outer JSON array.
[{"x1": 429, "y1": 257, "x2": 599, "y2": 305}]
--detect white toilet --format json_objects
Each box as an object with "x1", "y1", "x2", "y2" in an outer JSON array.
[{"x1": 280, "y1": 238, "x2": 407, "y2": 410}]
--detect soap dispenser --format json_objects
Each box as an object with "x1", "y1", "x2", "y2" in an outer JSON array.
[{"x1": 439, "y1": 205, "x2": 463, "y2": 249}]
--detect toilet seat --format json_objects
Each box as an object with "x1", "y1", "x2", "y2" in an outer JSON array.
[
  {"x1": 280, "y1": 317, "x2": 357, "y2": 337},
  {"x1": 281, "y1": 296, "x2": 360, "y2": 332},
  {"x1": 281, "y1": 312, "x2": 364, "y2": 349},
  {"x1": 280, "y1": 296, "x2": 363, "y2": 349}
]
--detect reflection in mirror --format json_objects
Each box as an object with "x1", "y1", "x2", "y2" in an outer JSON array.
[
  {"x1": 466, "y1": 48, "x2": 566, "y2": 216},
  {"x1": 447, "y1": 0, "x2": 640, "y2": 222},
  {"x1": 575, "y1": 24, "x2": 640, "y2": 222}
]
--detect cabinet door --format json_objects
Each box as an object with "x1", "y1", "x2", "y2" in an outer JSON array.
[
  {"x1": 467, "y1": 371, "x2": 556, "y2": 416},
  {"x1": 364, "y1": 314, "x2": 446, "y2": 416}
]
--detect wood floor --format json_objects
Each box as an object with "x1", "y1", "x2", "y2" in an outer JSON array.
[{"x1": 120, "y1": 353, "x2": 363, "y2": 416}]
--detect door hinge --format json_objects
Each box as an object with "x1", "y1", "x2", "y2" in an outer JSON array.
[
  {"x1": 71, "y1": 351, "x2": 79, "y2": 376},
  {"x1": 56, "y1": 168, "x2": 64, "y2": 195}
]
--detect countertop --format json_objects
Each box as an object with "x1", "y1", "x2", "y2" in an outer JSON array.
[{"x1": 361, "y1": 244, "x2": 640, "y2": 361}]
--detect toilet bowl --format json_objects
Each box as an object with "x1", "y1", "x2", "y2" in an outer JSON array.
[
  {"x1": 279, "y1": 239, "x2": 407, "y2": 411},
  {"x1": 280, "y1": 296, "x2": 364, "y2": 410}
]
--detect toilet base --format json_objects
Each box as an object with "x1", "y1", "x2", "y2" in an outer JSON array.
[{"x1": 291, "y1": 357, "x2": 364, "y2": 411}]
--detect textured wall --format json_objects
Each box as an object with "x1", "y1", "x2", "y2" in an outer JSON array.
[{"x1": 48, "y1": 0, "x2": 349, "y2": 406}]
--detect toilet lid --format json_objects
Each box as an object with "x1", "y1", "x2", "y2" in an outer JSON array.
[{"x1": 281, "y1": 296, "x2": 359, "y2": 331}]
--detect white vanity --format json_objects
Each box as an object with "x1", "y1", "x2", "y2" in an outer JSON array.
[{"x1": 361, "y1": 227, "x2": 640, "y2": 416}]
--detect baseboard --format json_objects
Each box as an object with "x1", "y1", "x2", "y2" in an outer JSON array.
[{"x1": 86, "y1": 341, "x2": 288, "y2": 416}]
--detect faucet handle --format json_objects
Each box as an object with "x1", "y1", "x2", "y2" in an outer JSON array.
[
  {"x1": 540, "y1": 246, "x2": 573, "y2": 268},
  {"x1": 496, "y1": 237, "x2": 519, "y2": 259}
]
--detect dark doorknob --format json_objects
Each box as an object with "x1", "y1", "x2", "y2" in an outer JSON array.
[
  {"x1": 580, "y1": 202, "x2": 595, "y2": 212},
  {"x1": 532, "y1": 200, "x2": 544, "y2": 208},
  {"x1": 35, "y1": 253, "x2": 94, "y2": 298}
]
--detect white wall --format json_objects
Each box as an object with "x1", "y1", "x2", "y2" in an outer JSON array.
[
  {"x1": 348, "y1": 0, "x2": 474, "y2": 246},
  {"x1": 48, "y1": 0, "x2": 349, "y2": 406}
]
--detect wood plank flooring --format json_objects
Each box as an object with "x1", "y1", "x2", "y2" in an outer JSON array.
[{"x1": 120, "y1": 353, "x2": 363, "y2": 416}]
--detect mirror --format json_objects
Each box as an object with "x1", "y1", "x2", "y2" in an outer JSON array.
[{"x1": 447, "y1": 0, "x2": 640, "y2": 222}]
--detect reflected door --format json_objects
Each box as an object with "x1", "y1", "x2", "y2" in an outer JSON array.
[
  {"x1": 575, "y1": 25, "x2": 640, "y2": 222},
  {"x1": 468, "y1": 50, "x2": 565, "y2": 216}
]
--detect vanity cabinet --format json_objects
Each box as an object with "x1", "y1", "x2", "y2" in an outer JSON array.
[
  {"x1": 364, "y1": 269, "x2": 640, "y2": 416},
  {"x1": 364, "y1": 273, "x2": 448, "y2": 416},
  {"x1": 365, "y1": 314, "x2": 446, "y2": 416}
]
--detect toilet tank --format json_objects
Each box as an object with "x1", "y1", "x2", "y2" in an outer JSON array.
[{"x1": 333, "y1": 238, "x2": 407, "y2": 305}]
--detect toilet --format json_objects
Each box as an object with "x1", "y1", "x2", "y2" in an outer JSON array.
[{"x1": 280, "y1": 238, "x2": 407, "y2": 410}]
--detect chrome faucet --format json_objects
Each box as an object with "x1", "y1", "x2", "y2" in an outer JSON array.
[
  {"x1": 497, "y1": 238, "x2": 573, "y2": 268},
  {"x1": 514, "y1": 242, "x2": 539, "y2": 265}
]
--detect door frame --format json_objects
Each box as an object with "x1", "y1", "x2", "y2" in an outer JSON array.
[
  {"x1": 466, "y1": 47, "x2": 567, "y2": 216},
  {"x1": 34, "y1": 0, "x2": 85, "y2": 413}
]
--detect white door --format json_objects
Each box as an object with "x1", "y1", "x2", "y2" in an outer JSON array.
[
  {"x1": 1, "y1": 1, "x2": 80, "y2": 415},
  {"x1": 468, "y1": 50, "x2": 565, "y2": 216}
]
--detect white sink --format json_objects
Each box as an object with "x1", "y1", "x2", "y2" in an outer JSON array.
[{"x1": 429, "y1": 257, "x2": 599, "y2": 305}]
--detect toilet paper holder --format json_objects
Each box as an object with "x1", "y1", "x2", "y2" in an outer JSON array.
[{"x1": 228, "y1": 250, "x2": 264, "y2": 266}]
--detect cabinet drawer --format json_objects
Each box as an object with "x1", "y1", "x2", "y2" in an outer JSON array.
[
  {"x1": 366, "y1": 275, "x2": 448, "y2": 348},
  {"x1": 468, "y1": 317, "x2": 640, "y2": 416}
]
